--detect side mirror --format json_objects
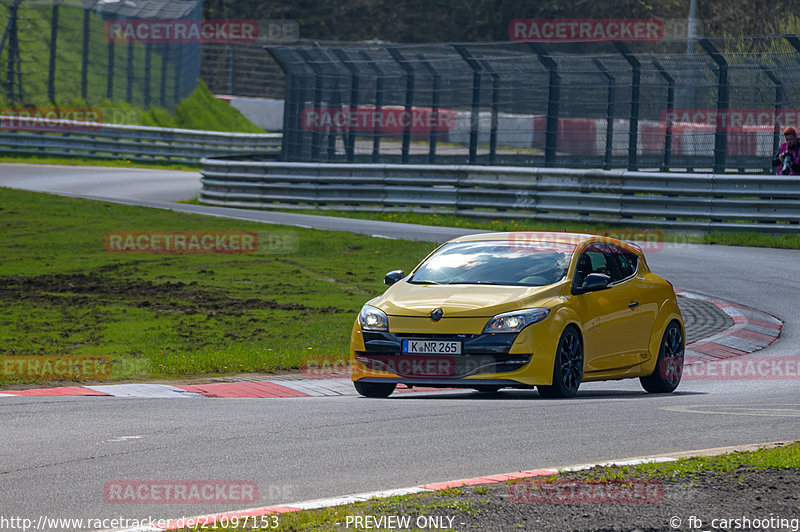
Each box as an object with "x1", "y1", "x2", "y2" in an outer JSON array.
[
  {"x1": 384, "y1": 270, "x2": 405, "y2": 286},
  {"x1": 576, "y1": 273, "x2": 612, "y2": 294}
]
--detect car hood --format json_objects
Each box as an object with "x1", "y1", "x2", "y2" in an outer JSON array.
[{"x1": 372, "y1": 282, "x2": 565, "y2": 318}]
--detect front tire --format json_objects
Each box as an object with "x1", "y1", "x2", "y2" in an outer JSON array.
[
  {"x1": 354, "y1": 381, "x2": 396, "y2": 398},
  {"x1": 538, "y1": 326, "x2": 583, "y2": 398},
  {"x1": 640, "y1": 321, "x2": 684, "y2": 393}
]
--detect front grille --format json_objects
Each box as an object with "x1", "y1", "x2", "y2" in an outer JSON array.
[{"x1": 357, "y1": 330, "x2": 529, "y2": 377}]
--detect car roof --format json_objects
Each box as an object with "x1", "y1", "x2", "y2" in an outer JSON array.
[{"x1": 448, "y1": 231, "x2": 643, "y2": 253}]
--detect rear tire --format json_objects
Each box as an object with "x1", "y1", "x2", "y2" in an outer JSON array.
[
  {"x1": 640, "y1": 321, "x2": 684, "y2": 394},
  {"x1": 537, "y1": 326, "x2": 583, "y2": 398},
  {"x1": 353, "y1": 381, "x2": 396, "y2": 398}
]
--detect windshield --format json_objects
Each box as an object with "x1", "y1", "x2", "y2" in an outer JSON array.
[{"x1": 409, "y1": 241, "x2": 574, "y2": 286}]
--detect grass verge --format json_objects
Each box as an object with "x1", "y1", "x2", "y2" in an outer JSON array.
[
  {"x1": 0, "y1": 155, "x2": 200, "y2": 172},
  {"x1": 0, "y1": 187, "x2": 435, "y2": 385},
  {"x1": 266, "y1": 208, "x2": 800, "y2": 250},
  {"x1": 173, "y1": 441, "x2": 799, "y2": 531}
]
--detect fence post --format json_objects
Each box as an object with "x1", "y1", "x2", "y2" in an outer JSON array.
[
  {"x1": 48, "y1": 2, "x2": 59, "y2": 103},
  {"x1": 159, "y1": 43, "x2": 169, "y2": 107},
  {"x1": 387, "y1": 47, "x2": 414, "y2": 164},
  {"x1": 2, "y1": 0, "x2": 23, "y2": 103},
  {"x1": 417, "y1": 55, "x2": 441, "y2": 164},
  {"x1": 326, "y1": 79, "x2": 340, "y2": 161},
  {"x1": 613, "y1": 42, "x2": 640, "y2": 171},
  {"x1": 81, "y1": 8, "x2": 90, "y2": 101},
  {"x1": 698, "y1": 39, "x2": 728, "y2": 174},
  {"x1": 228, "y1": 45, "x2": 236, "y2": 95},
  {"x1": 174, "y1": 46, "x2": 182, "y2": 107},
  {"x1": 333, "y1": 48, "x2": 359, "y2": 163},
  {"x1": 759, "y1": 64, "x2": 784, "y2": 171},
  {"x1": 126, "y1": 40, "x2": 134, "y2": 103},
  {"x1": 358, "y1": 51, "x2": 384, "y2": 163},
  {"x1": 107, "y1": 39, "x2": 115, "y2": 99},
  {"x1": 264, "y1": 45, "x2": 299, "y2": 161},
  {"x1": 652, "y1": 59, "x2": 674, "y2": 171},
  {"x1": 528, "y1": 43, "x2": 559, "y2": 167},
  {"x1": 144, "y1": 44, "x2": 152, "y2": 108},
  {"x1": 784, "y1": 35, "x2": 800, "y2": 165},
  {"x1": 479, "y1": 58, "x2": 500, "y2": 165},
  {"x1": 297, "y1": 49, "x2": 323, "y2": 161},
  {"x1": 454, "y1": 45, "x2": 482, "y2": 164},
  {"x1": 592, "y1": 58, "x2": 615, "y2": 170}
]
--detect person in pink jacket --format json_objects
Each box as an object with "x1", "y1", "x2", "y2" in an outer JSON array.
[{"x1": 773, "y1": 127, "x2": 800, "y2": 175}]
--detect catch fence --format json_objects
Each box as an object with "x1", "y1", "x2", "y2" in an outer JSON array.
[{"x1": 267, "y1": 36, "x2": 800, "y2": 173}]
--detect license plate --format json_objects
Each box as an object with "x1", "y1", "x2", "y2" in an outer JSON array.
[{"x1": 402, "y1": 339, "x2": 462, "y2": 355}]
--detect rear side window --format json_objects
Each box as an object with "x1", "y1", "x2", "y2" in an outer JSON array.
[{"x1": 614, "y1": 248, "x2": 639, "y2": 279}]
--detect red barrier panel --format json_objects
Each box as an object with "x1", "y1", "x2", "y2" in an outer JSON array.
[{"x1": 533, "y1": 117, "x2": 597, "y2": 155}]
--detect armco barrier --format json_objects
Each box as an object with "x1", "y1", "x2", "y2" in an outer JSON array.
[
  {"x1": 199, "y1": 160, "x2": 800, "y2": 233},
  {"x1": 0, "y1": 117, "x2": 281, "y2": 164}
]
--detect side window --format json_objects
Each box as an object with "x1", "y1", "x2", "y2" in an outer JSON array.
[
  {"x1": 575, "y1": 244, "x2": 612, "y2": 285},
  {"x1": 614, "y1": 249, "x2": 638, "y2": 280}
]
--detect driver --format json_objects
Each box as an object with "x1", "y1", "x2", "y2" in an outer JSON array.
[{"x1": 772, "y1": 127, "x2": 800, "y2": 176}]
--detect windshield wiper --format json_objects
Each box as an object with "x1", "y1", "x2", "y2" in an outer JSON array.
[
  {"x1": 407, "y1": 279, "x2": 442, "y2": 285},
  {"x1": 447, "y1": 281, "x2": 505, "y2": 285}
]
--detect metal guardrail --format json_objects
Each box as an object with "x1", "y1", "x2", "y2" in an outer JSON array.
[
  {"x1": 0, "y1": 117, "x2": 282, "y2": 164},
  {"x1": 200, "y1": 159, "x2": 800, "y2": 233}
]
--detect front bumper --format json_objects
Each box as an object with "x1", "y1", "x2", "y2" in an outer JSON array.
[
  {"x1": 354, "y1": 331, "x2": 530, "y2": 378},
  {"x1": 350, "y1": 316, "x2": 562, "y2": 386}
]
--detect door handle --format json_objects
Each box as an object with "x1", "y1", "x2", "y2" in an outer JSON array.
[{"x1": 628, "y1": 301, "x2": 639, "y2": 308}]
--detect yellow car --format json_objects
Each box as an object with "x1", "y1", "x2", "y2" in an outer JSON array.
[{"x1": 350, "y1": 232, "x2": 684, "y2": 398}]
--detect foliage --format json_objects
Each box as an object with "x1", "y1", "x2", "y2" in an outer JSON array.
[{"x1": 203, "y1": 0, "x2": 800, "y2": 42}]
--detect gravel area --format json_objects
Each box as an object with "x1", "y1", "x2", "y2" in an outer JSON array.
[{"x1": 380, "y1": 467, "x2": 800, "y2": 531}]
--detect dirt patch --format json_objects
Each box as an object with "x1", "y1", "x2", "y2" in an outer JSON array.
[
  {"x1": 401, "y1": 467, "x2": 800, "y2": 531},
  {"x1": 0, "y1": 271, "x2": 345, "y2": 315}
]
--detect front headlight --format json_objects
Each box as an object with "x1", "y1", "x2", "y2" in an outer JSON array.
[
  {"x1": 359, "y1": 304, "x2": 389, "y2": 331},
  {"x1": 483, "y1": 308, "x2": 550, "y2": 333}
]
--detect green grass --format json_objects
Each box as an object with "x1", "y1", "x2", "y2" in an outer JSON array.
[
  {"x1": 187, "y1": 490, "x2": 477, "y2": 532},
  {"x1": 267, "y1": 208, "x2": 800, "y2": 250},
  {"x1": 1, "y1": 81, "x2": 264, "y2": 133},
  {"x1": 0, "y1": 187, "x2": 434, "y2": 384},
  {"x1": 0, "y1": 2, "x2": 263, "y2": 132},
  {"x1": 0, "y1": 155, "x2": 200, "y2": 172},
  {"x1": 171, "y1": 441, "x2": 800, "y2": 531},
  {"x1": 572, "y1": 441, "x2": 800, "y2": 482},
  {"x1": 0, "y1": 2, "x2": 169, "y2": 108}
]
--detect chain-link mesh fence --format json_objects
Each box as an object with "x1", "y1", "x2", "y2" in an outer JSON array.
[
  {"x1": 0, "y1": 0, "x2": 201, "y2": 111},
  {"x1": 268, "y1": 36, "x2": 800, "y2": 172},
  {"x1": 202, "y1": 42, "x2": 285, "y2": 98}
]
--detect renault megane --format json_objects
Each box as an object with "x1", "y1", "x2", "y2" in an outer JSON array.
[{"x1": 349, "y1": 232, "x2": 684, "y2": 398}]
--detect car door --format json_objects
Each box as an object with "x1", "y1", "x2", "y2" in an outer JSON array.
[
  {"x1": 601, "y1": 245, "x2": 657, "y2": 368},
  {"x1": 571, "y1": 243, "x2": 628, "y2": 373},
  {"x1": 572, "y1": 243, "x2": 650, "y2": 373}
]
